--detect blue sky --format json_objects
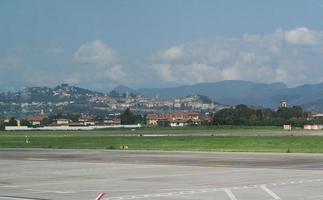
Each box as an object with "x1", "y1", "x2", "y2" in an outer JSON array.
[{"x1": 1, "y1": 0, "x2": 323, "y2": 91}]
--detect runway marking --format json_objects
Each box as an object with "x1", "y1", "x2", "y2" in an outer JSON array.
[
  {"x1": 260, "y1": 185, "x2": 281, "y2": 200},
  {"x1": 0, "y1": 185, "x2": 19, "y2": 188},
  {"x1": 103, "y1": 178, "x2": 322, "y2": 200},
  {"x1": 224, "y1": 189, "x2": 238, "y2": 200},
  {"x1": 5, "y1": 178, "x2": 321, "y2": 199},
  {"x1": 2, "y1": 179, "x2": 321, "y2": 199}
]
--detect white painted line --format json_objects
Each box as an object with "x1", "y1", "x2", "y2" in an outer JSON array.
[
  {"x1": 0, "y1": 197, "x2": 35, "y2": 200},
  {"x1": 0, "y1": 185, "x2": 19, "y2": 188},
  {"x1": 260, "y1": 185, "x2": 281, "y2": 200},
  {"x1": 224, "y1": 189, "x2": 238, "y2": 200},
  {"x1": 104, "y1": 178, "x2": 323, "y2": 200}
]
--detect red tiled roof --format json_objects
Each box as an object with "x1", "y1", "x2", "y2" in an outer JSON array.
[{"x1": 26, "y1": 114, "x2": 45, "y2": 122}]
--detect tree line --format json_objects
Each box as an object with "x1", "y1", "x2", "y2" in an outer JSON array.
[{"x1": 212, "y1": 104, "x2": 319, "y2": 127}]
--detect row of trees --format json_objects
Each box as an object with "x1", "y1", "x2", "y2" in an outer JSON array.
[{"x1": 212, "y1": 104, "x2": 315, "y2": 127}]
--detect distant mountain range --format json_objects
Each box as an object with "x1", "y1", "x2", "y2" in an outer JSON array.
[{"x1": 113, "y1": 80, "x2": 323, "y2": 111}]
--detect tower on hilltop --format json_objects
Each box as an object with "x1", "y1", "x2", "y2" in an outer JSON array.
[{"x1": 280, "y1": 100, "x2": 287, "y2": 108}]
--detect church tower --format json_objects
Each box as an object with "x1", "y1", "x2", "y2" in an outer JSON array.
[{"x1": 280, "y1": 100, "x2": 287, "y2": 108}]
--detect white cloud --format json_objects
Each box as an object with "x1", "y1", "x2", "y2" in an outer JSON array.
[
  {"x1": 103, "y1": 65, "x2": 127, "y2": 82},
  {"x1": 3, "y1": 28, "x2": 323, "y2": 91},
  {"x1": 284, "y1": 27, "x2": 322, "y2": 45},
  {"x1": 74, "y1": 40, "x2": 116, "y2": 65},
  {"x1": 155, "y1": 46, "x2": 184, "y2": 61},
  {"x1": 73, "y1": 40, "x2": 128, "y2": 86},
  {"x1": 0, "y1": 41, "x2": 129, "y2": 91},
  {"x1": 149, "y1": 27, "x2": 323, "y2": 86},
  {"x1": 153, "y1": 64, "x2": 177, "y2": 82}
]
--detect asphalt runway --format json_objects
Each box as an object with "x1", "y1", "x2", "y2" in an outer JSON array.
[{"x1": 0, "y1": 149, "x2": 323, "y2": 200}]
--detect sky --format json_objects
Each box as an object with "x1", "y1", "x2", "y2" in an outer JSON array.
[{"x1": 1, "y1": 0, "x2": 323, "y2": 91}]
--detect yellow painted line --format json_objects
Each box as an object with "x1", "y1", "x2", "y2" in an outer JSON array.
[{"x1": 25, "y1": 157, "x2": 48, "y2": 161}]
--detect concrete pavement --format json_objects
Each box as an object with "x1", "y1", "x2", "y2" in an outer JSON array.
[{"x1": 0, "y1": 149, "x2": 323, "y2": 200}]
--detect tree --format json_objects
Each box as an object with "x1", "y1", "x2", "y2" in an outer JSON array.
[
  {"x1": 20, "y1": 119, "x2": 31, "y2": 127},
  {"x1": 0, "y1": 120, "x2": 5, "y2": 130},
  {"x1": 120, "y1": 108, "x2": 137, "y2": 125},
  {"x1": 8, "y1": 117, "x2": 17, "y2": 126}
]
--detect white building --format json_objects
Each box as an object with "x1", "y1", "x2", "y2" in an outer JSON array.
[{"x1": 280, "y1": 100, "x2": 287, "y2": 108}]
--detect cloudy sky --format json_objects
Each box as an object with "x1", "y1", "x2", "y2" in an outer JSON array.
[{"x1": 1, "y1": 0, "x2": 323, "y2": 91}]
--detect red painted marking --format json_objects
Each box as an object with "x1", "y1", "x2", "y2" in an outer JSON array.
[{"x1": 95, "y1": 192, "x2": 105, "y2": 200}]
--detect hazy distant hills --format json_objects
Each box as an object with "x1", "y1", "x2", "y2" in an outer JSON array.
[
  {"x1": 0, "y1": 84, "x2": 102, "y2": 103},
  {"x1": 114, "y1": 80, "x2": 323, "y2": 111},
  {"x1": 2, "y1": 80, "x2": 323, "y2": 112}
]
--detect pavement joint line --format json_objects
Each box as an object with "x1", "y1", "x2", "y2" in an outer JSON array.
[
  {"x1": 22, "y1": 188, "x2": 76, "y2": 194},
  {"x1": 104, "y1": 178, "x2": 322, "y2": 200},
  {"x1": 0, "y1": 196, "x2": 48, "y2": 200}
]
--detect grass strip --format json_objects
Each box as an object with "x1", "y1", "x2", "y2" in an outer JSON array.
[{"x1": 1, "y1": 135, "x2": 323, "y2": 153}]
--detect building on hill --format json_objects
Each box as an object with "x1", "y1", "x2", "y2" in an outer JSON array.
[{"x1": 280, "y1": 100, "x2": 287, "y2": 108}]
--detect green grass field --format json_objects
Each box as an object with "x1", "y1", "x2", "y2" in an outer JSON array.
[
  {"x1": 1, "y1": 127, "x2": 323, "y2": 152},
  {"x1": 99, "y1": 125, "x2": 284, "y2": 131}
]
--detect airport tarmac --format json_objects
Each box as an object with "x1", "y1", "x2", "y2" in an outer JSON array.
[{"x1": 0, "y1": 149, "x2": 323, "y2": 200}]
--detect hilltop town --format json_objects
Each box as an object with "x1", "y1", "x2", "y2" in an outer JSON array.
[
  {"x1": 0, "y1": 84, "x2": 227, "y2": 130},
  {"x1": 0, "y1": 83, "x2": 226, "y2": 118}
]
